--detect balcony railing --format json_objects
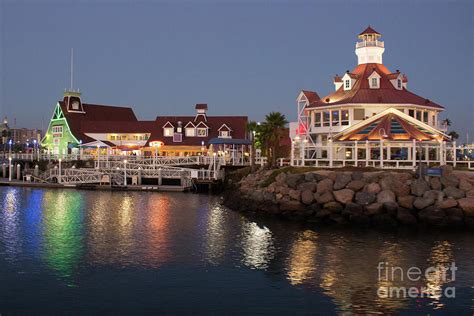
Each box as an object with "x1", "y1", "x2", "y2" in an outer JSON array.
[{"x1": 356, "y1": 40, "x2": 384, "y2": 49}]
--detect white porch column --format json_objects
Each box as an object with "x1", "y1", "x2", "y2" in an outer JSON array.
[
  {"x1": 412, "y1": 139, "x2": 416, "y2": 168},
  {"x1": 387, "y1": 144, "x2": 391, "y2": 162},
  {"x1": 301, "y1": 139, "x2": 306, "y2": 166},
  {"x1": 290, "y1": 139, "x2": 295, "y2": 166},
  {"x1": 354, "y1": 141, "x2": 358, "y2": 166},
  {"x1": 424, "y1": 144, "x2": 429, "y2": 165},
  {"x1": 442, "y1": 141, "x2": 447, "y2": 166},
  {"x1": 365, "y1": 140, "x2": 369, "y2": 167},
  {"x1": 452, "y1": 141, "x2": 457, "y2": 167},
  {"x1": 329, "y1": 140, "x2": 333, "y2": 168},
  {"x1": 379, "y1": 139, "x2": 384, "y2": 168}
]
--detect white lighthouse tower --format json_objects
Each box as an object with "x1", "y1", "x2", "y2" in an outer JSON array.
[{"x1": 355, "y1": 26, "x2": 385, "y2": 65}]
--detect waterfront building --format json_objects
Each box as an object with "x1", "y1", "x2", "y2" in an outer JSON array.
[
  {"x1": 290, "y1": 27, "x2": 452, "y2": 167},
  {"x1": 1, "y1": 116, "x2": 42, "y2": 150},
  {"x1": 41, "y1": 91, "x2": 249, "y2": 158}
]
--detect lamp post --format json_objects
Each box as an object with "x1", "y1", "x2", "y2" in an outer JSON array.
[
  {"x1": 58, "y1": 158, "x2": 62, "y2": 183},
  {"x1": 123, "y1": 159, "x2": 127, "y2": 186},
  {"x1": 378, "y1": 128, "x2": 388, "y2": 168},
  {"x1": 8, "y1": 139, "x2": 12, "y2": 158},
  {"x1": 97, "y1": 144, "x2": 100, "y2": 169},
  {"x1": 33, "y1": 139, "x2": 37, "y2": 160},
  {"x1": 8, "y1": 157, "x2": 12, "y2": 182}
]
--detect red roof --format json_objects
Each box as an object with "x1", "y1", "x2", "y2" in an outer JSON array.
[
  {"x1": 59, "y1": 99, "x2": 138, "y2": 143},
  {"x1": 307, "y1": 63, "x2": 443, "y2": 109},
  {"x1": 301, "y1": 90, "x2": 320, "y2": 103},
  {"x1": 146, "y1": 115, "x2": 248, "y2": 147},
  {"x1": 359, "y1": 26, "x2": 380, "y2": 36},
  {"x1": 195, "y1": 103, "x2": 208, "y2": 110}
]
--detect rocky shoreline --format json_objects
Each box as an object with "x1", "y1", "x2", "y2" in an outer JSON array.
[{"x1": 223, "y1": 166, "x2": 474, "y2": 228}]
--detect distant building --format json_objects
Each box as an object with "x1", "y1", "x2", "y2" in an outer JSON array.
[
  {"x1": 41, "y1": 91, "x2": 249, "y2": 157},
  {"x1": 0, "y1": 116, "x2": 42, "y2": 147}
]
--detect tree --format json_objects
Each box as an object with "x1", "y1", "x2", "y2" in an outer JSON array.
[
  {"x1": 442, "y1": 118, "x2": 451, "y2": 127},
  {"x1": 259, "y1": 112, "x2": 288, "y2": 166},
  {"x1": 448, "y1": 131, "x2": 459, "y2": 140},
  {"x1": 246, "y1": 121, "x2": 258, "y2": 166}
]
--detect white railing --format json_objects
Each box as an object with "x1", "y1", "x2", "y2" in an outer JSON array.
[{"x1": 355, "y1": 40, "x2": 384, "y2": 49}]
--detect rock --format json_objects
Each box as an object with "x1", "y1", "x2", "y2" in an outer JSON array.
[
  {"x1": 397, "y1": 208, "x2": 417, "y2": 225},
  {"x1": 286, "y1": 173, "x2": 304, "y2": 189},
  {"x1": 278, "y1": 186, "x2": 290, "y2": 196},
  {"x1": 333, "y1": 189, "x2": 355, "y2": 205},
  {"x1": 365, "y1": 203, "x2": 382, "y2": 216},
  {"x1": 346, "y1": 180, "x2": 366, "y2": 192},
  {"x1": 459, "y1": 179, "x2": 473, "y2": 192},
  {"x1": 413, "y1": 196, "x2": 435, "y2": 209},
  {"x1": 297, "y1": 182, "x2": 318, "y2": 192},
  {"x1": 467, "y1": 190, "x2": 474, "y2": 198},
  {"x1": 342, "y1": 203, "x2": 363, "y2": 217},
  {"x1": 457, "y1": 198, "x2": 474, "y2": 216},
  {"x1": 383, "y1": 202, "x2": 399, "y2": 213},
  {"x1": 423, "y1": 190, "x2": 444, "y2": 202},
  {"x1": 445, "y1": 207, "x2": 464, "y2": 224},
  {"x1": 398, "y1": 195, "x2": 415, "y2": 209},
  {"x1": 352, "y1": 171, "x2": 364, "y2": 180},
  {"x1": 377, "y1": 190, "x2": 396, "y2": 204},
  {"x1": 443, "y1": 186, "x2": 465, "y2": 199},
  {"x1": 334, "y1": 173, "x2": 352, "y2": 190},
  {"x1": 314, "y1": 170, "x2": 336, "y2": 181},
  {"x1": 366, "y1": 182, "x2": 381, "y2": 194},
  {"x1": 323, "y1": 201, "x2": 343, "y2": 213},
  {"x1": 279, "y1": 200, "x2": 305, "y2": 212},
  {"x1": 411, "y1": 179, "x2": 430, "y2": 197},
  {"x1": 430, "y1": 177, "x2": 442, "y2": 190},
  {"x1": 438, "y1": 198, "x2": 458, "y2": 209},
  {"x1": 440, "y1": 165, "x2": 453, "y2": 176},
  {"x1": 314, "y1": 191, "x2": 334, "y2": 204},
  {"x1": 418, "y1": 207, "x2": 446, "y2": 226},
  {"x1": 355, "y1": 191, "x2": 376, "y2": 206},
  {"x1": 275, "y1": 193, "x2": 283, "y2": 200},
  {"x1": 304, "y1": 173, "x2": 315, "y2": 182},
  {"x1": 441, "y1": 174, "x2": 460, "y2": 188},
  {"x1": 315, "y1": 208, "x2": 331, "y2": 218},
  {"x1": 372, "y1": 213, "x2": 398, "y2": 228},
  {"x1": 289, "y1": 189, "x2": 301, "y2": 201},
  {"x1": 317, "y1": 178, "x2": 334, "y2": 193},
  {"x1": 301, "y1": 190, "x2": 314, "y2": 205},
  {"x1": 275, "y1": 172, "x2": 287, "y2": 184}
]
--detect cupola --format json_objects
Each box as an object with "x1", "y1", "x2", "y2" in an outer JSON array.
[{"x1": 355, "y1": 26, "x2": 385, "y2": 65}]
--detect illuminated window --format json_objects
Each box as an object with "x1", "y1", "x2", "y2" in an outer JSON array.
[
  {"x1": 219, "y1": 130, "x2": 229, "y2": 137},
  {"x1": 197, "y1": 128, "x2": 207, "y2": 137},
  {"x1": 164, "y1": 128, "x2": 174, "y2": 137},
  {"x1": 52, "y1": 126, "x2": 63, "y2": 134},
  {"x1": 185, "y1": 128, "x2": 195, "y2": 137},
  {"x1": 341, "y1": 110, "x2": 349, "y2": 125}
]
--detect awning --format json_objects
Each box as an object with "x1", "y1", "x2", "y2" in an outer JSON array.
[
  {"x1": 81, "y1": 140, "x2": 115, "y2": 148},
  {"x1": 208, "y1": 138, "x2": 252, "y2": 145}
]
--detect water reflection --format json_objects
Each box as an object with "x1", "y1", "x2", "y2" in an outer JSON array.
[
  {"x1": 204, "y1": 203, "x2": 228, "y2": 265},
  {"x1": 240, "y1": 221, "x2": 275, "y2": 269},
  {"x1": 0, "y1": 188, "x2": 21, "y2": 261},
  {"x1": 42, "y1": 191, "x2": 84, "y2": 279}
]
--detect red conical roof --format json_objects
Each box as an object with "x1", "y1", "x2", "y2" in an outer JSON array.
[{"x1": 359, "y1": 26, "x2": 380, "y2": 36}]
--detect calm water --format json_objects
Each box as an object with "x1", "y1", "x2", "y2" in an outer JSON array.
[{"x1": 1, "y1": 187, "x2": 473, "y2": 314}]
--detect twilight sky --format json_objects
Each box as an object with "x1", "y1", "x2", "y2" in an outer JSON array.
[{"x1": 1, "y1": 0, "x2": 473, "y2": 143}]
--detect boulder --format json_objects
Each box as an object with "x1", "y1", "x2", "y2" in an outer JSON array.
[
  {"x1": 355, "y1": 191, "x2": 376, "y2": 206},
  {"x1": 346, "y1": 180, "x2": 366, "y2": 192},
  {"x1": 423, "y1": 190, "x2": 444, "y2": 202},
  {"x1": 275, "y1": 172, "x2": 287, "y2": 184},
  {"x1": 366, "y1": 182, "x2": 381, "y2": 194},
  {"x1": 334, "y1": 173, "x2": 352, "y2": 190},
  {"x1": 286, "y1": 173, "x2": 304, "y2": 189},
  {"x1": 443, "y1": 186, "x2": 465, "y2": 199},
  {"x1": 365, "y1": 203, "x2": 383, "y2": 216},
  {"x1": 372, "y1": 213, "x2": 398, "y2": 228},
  {"x1": 418, "y1": 207, "x2": 446, "y2": 226},
  {"x1": 317, "y1": 178, "x2": 334, "y2": 193},
  {"x1": 315, "y1": 208, "x2": 331, "y2": 218},
  {"x1": 304, "y1": 172, "x2": 315, "y2": 182},
  {"x1": 459, "y1": 179, "x2": 473, "y2": 192},
  {"x1": 279, "y1": 200, "x2": 305, "y2": 212},
  {"x1": 333, "y1": 189, "x2": 355, "y2": 205},
  {"x1": 411, "y1": 179, "x2": 430, "y2": 197},
  {"x1": 314, "y1": 170, "x2": 336, "y2": 181},
  {"x1": 275, "y1": 193, "x2": 283, "y2": 200},
  {"x1": 301, "y1": 190, "x2": 314, "y2": 205},
  {"x1": 342, "y1": 203, "x2": 363, "y2": 217},
  {"x1": 445, "y1": 207, "x2": 464, "y2": 226},
  {"x1": 440, "y1": 165, "x2": 453, "y2": 176},
  {"x1": 398, "y1": 195, "x2": 415, "y2": 209},
  {"x1": 441, "y1": 174, "x2": 460, "y2": 188},
  {"x1": 430, "y1": 177, "x2": 442, "y2": 190},
  {"x1": 297, "y1": 182, "x2": 318, "y2": 192},
  {"x1": 377, "y1": 190, "x2": 396, "y2": 204},
  {"x1": 397, "y1": 208, "x2": 417, "y2": 225},
  {"x1": 352, "y1": 171, "x2": 364, "y2": 180},
  {"x1": 438, "y1": 198, "x2": 458, "y2": 209},
  {"x1": 278, "y1": 186, "x2": 290, "y2": 196},
  {"x1": 314, "y1": 191, "x2": 334, "y2": 204},
  {"x1": 323, "y1": 201, "x2": 343, "y2": 213},
  {"x1": 383, "y1": 202, "x2": 399, "y2": 213},
  {"x1": 413, "y1": 196, "x2": 435, "y2": 209},
  {"x1": 457, "y1": 198, "x2": 474, "y2": 216},
  {"x1": 289, "y1": 189, "x2": 301, "y2": 201},
  {"x1": 467, "y1": 190, "x2": 474, "y2": 198}
]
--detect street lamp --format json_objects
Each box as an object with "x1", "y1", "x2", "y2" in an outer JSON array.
[
  {"x1": 378, "y1": 128, "x2": 388, "y2": 168},
  {"x1": 123, "y1": 159, "x2": 127, "y2": 186},
  {"x1": 58, "y1": 158, "x2": 62, "y2": 183},
  {"x1": 8, "y1": 157, "x2": 12, "y2": 182}
]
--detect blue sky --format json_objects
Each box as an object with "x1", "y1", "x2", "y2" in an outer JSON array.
[{"x1": 1, "y1": 0, "x2": 472, "y2": 143}]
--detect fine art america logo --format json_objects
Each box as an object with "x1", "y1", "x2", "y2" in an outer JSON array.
[{"x1": 377, "y1": 262, "x2": 457, "y2": 299}]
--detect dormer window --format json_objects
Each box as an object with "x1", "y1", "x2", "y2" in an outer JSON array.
[
  {"x1": 197, "y1": 128, "x2": 207, "y2": 137},
  {"x1": 164, "y1": 128, "x2": 174, "y2": 137},
  {"x1": 368, "y1": 71, "x2": 381, "y2": 89},
  {"x1": 185, "y1": 128, "x2": 195, "y2": 137},
  {"x1": 345, "y1": 80, "x2": 350, "y2": 89},
  {"x1": 397, "y1": 79, "x2": 402, "y2": 89}
]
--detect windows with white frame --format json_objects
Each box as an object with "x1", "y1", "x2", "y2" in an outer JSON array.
[
  {"x1": 162, "y1": 121, "x2": 174, "y2": 137},
  {"x1": 313, "y1": 109, "x2": 350, "y2": 128},
  {"x1": 195, "y1": 121, "x2": 209, "y2": 137}
]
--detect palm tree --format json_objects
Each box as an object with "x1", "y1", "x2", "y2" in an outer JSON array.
[
  {"x1": 260, "y1": 112, "x2": 288, "y2": 166},
  {"x1": 442, "y1": 118, "x2": 452, "y2": 127},
  {"x1": 448, "y1": 131, "x2": 459, "y2": 140}
]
